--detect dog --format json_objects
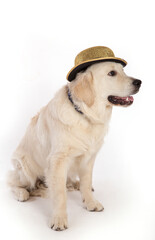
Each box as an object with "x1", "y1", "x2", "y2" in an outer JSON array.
[{"x1": 7, "y1": 61, "x2": 141, "y2": 231}]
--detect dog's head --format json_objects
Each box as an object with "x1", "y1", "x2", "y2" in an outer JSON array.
[{"x1": 71, "y1": 62, "x2": 142, "y2": 108}]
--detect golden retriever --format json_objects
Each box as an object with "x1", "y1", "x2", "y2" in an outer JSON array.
[{"x1": 7, "y1": 62, "x2": 141, "y2": 231}]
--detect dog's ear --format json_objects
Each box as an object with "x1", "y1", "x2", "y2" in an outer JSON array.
[{"x1": 73, "y1": 71, "x2": 95, "y2": 107}]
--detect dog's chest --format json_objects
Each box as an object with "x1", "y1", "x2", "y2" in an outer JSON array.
[
  {"x1": 71, "y1": 121, "x2": 107, "y2": 156},
  {"x1": 74, "y1": 107, "x2": 112, "y2": 151}
]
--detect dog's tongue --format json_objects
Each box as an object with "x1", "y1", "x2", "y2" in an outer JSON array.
[
  {"x1": 115, "y1": 96, "x2": 134, "y2": 101},
  {"x1": 108, "y1": 95, "x2": 134, "y2": 105}
]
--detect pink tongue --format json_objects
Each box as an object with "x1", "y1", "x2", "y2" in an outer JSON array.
[{"x1": 116, "y1": 96, "x2": 133, "y2": 101}]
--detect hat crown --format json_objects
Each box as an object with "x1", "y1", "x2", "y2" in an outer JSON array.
[{"x1": 75, "y1": 46, "x2": 115, "y2": 66}]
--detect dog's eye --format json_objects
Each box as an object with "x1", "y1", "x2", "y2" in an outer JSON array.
[{"x1": 108, "y1": 71, "x2": 117, "y2": 76}]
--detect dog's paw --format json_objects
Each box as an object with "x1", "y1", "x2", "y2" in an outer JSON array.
[
  {"x1": 67, "y1": 180, "x2": 80, "y2": 191},
  {"x1": 49, "y1": 215, "x2": 68, "y2": 231},
  {"x1": 84, "y1": 199, "x2": 104, "y2": 212},
  {"x1": 14, "y1": 188, "x2": 30, "y2": 202}
]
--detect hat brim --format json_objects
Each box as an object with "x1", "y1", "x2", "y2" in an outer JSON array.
[{"x1": 66, "y1": 57, "x2": 127, "y2": 81}]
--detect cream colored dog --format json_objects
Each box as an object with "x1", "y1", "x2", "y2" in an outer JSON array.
[{"x1": 8, "y1": 62, "x2": 141, "y2": 231}]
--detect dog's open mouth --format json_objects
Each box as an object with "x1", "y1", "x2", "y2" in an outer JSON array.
[{"x1": 108, "y1": 95, "x2": 134, "y2": 106}]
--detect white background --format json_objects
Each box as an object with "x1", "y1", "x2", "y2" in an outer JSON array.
[{"x1": 0, "y1": 0, "x2": 155, "y2": 239}]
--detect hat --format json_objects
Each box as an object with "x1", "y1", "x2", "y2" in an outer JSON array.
[{"x1": 66, "y1": 46, "x2": 127, "y2": 81}]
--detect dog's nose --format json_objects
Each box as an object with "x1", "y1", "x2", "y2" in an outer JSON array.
[{"x1": 132, "y1": 79, "x2": 142, "y2": 87}]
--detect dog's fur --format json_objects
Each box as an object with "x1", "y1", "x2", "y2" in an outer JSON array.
[{"x1": 7, "y1": 62, "x2": 141, "y2": 231}]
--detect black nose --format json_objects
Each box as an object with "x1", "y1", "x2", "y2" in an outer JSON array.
[{"x1": 132, "y1": 79, "x2": 142, "y2": 87}]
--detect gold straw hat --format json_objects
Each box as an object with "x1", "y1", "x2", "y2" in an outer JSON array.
[{"x1": 66, "y1": 46, "x2": 127, "y2": 81}]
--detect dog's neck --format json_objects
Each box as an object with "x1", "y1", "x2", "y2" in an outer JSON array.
[
  {"x1": 67, "y1": 88, "x2": 83, "y2": 115},
  {"x1": 67, "y1": 86, "x2": 112, "y2": 125}
]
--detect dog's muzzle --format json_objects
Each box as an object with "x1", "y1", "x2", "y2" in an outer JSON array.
[{"x1": 108, "y1": 79, "x2": 142, "y2": 106}]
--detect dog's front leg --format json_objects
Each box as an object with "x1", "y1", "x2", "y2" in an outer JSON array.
[
  {"x1": 47, "y1": 153, "x2": 68, "y2": 231},
  {"x1": 79, "y1": 154, "x2": 104, "y2": 212}
]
